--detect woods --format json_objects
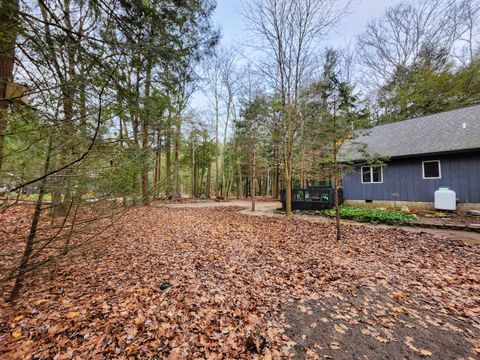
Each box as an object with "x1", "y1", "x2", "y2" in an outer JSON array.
[
  {"x1": 1, "y1": 0, "x2": 479, "y2": 206},
  {"x1": 1, "y1": 0, "x2": 480, "y2": 358},
  {"x1": 0, "y1": 0, "x2": 219, "y2": 300}
]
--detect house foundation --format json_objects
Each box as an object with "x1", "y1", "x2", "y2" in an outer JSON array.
[{"x1": 344, "y1": 200, "x2": 480, "y2": 212}]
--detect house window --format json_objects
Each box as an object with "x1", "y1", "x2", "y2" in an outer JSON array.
[
  {"x1": 422, "y1": 160, "x2": 441, "y2": 179},
  {"x1": 361, "y1": 166, "x2": 383, "y2": 183}
]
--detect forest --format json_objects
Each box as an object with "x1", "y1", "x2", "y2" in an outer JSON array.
[
  {"x1": 0, "y1": 0, "x2": 480, "y2": 359},
  {"x1": 1, "y1": 0, "x2": 479, "y2": 209}
]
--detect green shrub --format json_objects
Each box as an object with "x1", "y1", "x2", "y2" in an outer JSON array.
[{"x1": 323, "y1": 205, "x2": 416, "y2": 225}]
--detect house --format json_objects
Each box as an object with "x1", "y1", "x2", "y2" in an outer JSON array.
[{"x1": 341, "y1": 105, "x2": 480, "y2": 211}]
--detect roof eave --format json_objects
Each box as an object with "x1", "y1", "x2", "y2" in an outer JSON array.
[{"x1": 345, "y1": 147, "x2": 480, "y2": 163}]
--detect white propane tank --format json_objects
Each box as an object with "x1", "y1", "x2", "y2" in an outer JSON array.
[{"x1": 434, "y1": 186, "x2": 456, "y2": 210}]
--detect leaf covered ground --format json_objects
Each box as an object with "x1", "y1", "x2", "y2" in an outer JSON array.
[{"x1": 0, "y1": 206, "x2": 479, "y2": 359}]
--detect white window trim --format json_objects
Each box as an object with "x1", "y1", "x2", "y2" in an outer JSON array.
[
  {"x1": 361, "y1": 166, "x2": 383, "y2": 184},
  {"x1": 422, "y1": 160, "x2": 441, "y2": 179}
]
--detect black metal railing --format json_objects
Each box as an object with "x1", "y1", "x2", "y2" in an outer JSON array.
[{"x1": 280, "y1": 187, "x2": 343, "y2": 211}]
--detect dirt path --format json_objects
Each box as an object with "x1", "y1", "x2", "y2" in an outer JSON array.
[
  {"x1": 158, "y1": 199, "x2": 480, "y2": 245},
  {"x1": 156, "y1": 199, "x2": 279, "y2": 213}
]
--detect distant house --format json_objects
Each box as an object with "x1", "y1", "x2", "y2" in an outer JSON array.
[{"x1": 341, "y1": 105, "x2": 480, "y2": 211}]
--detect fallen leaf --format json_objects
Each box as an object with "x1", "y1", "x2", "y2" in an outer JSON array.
[
  {"x1": 263, "y1": 348, "x2": 272, "y2": 360},
  {"x1": 334, "y1": 324, "x2": 346, "y2": 334},
  {"x1": 65, "y1": 311, "x2": 78, "y2": 319},
  {"x1": 125, "y1": 343, "x2": 138, "y2": 356},
  {"x1": 391, "y1": 306, "x2": 407, "y2": 314},
  {"x1": 419, "y1": 349, "x2": 432, "y2": 356},
  {"x1": 391, "y1": 291, "x2": 406, "y2": 302},
  {"x1": 330, "y1": 342, "x2": 340, "y2": 350},
  {"x1": 306, "y1": 348, "x2": 319, "y2": 359}
]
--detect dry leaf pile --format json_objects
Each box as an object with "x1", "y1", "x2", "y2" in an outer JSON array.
[{"x1": 0, "y1": 206, "x2": 479, "y2": 359}]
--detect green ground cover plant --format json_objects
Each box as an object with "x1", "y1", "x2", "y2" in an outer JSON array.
[{"x1": 323, "y1": 205, "x2": 417, "y2": 225}]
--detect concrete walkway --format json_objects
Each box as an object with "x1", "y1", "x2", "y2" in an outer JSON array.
[{"x1": 157, "y1": 199, "x2": 480, "y2": 245}]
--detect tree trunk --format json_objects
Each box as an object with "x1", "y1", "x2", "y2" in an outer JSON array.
[
  {"x1": 285, "y1": 166, "x2": 292, "y2": 216},
  {"x1": 194, "y1": 160, "x2": 199, "y2": 197},
  {"x1": 200, "y1": 167, "x2": 205, "y2": 195},
  {"x1": 173, "y1": 116, "x2": 181, "y2": 199},
  {"x1": 333, "y1": 106, "x2": 341, "y2": 241},
  {"x1": 140, "y1": 133, "x2": 149, "y2": 204},
  {"x1": 273, "y1": 141, "x2": 280, "y2": 199},
  {"x1": 63, "y1": 201, "x2": 80, "y2": 255},
  {"x1": 165, "y1": 117, "x2": 172, "y2": 195},
  {"x1": 206, "y1": 161, "x2": 211, "y2": 199},
  {"x1": 154, "y1": 127, "x2": 161, "y2": 195},
  {"x1": 221, "y1": 88, "x2": 232, "y2": 197},
  {"x1": 266, "y1": 169, "x2": 270, "y2": 197},
  {"x1": 190, "y1": 140, "x2": 195, "y2": 198},
  {"x1": 236, "y1": 144, "x2": 242, "y2": 199},
  {"x1": 226, "y1": 169, "x2": 234, "y2": 198},
  {"x1": 9, "y1": 186, "x2": 46, "y2": 301},
  {"x1": 132, "y1": 67, "x2": 141, "y2": 146},
  {"x1": 284, "y1": 121, "x2": 293, "y2": 216},
  {"x1": 9, "y1": 138, "x2": 51, "y2": 302},
  {"x1": 0, "y1": 0, "x2": 19, "y2": 174},
  {"x1": 141, "y1": 58, "x2": 152, "y2": 205},
  {"x1": 214, "y1": 96, "x2": 220, "y2": 197},
  {"x1": 79, "y1": 63, "x2": 87, "y2": 135},
  {"x1": 251, "y1": 134, "x2": 256, "y2": 212},
  {"x1": 55, "y1": 0, "x2": 77, "y2": 217}
]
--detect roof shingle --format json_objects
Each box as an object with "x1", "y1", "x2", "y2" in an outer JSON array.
[{"x1": 341, "y1": 104, "x2": 480, "y2": 161}]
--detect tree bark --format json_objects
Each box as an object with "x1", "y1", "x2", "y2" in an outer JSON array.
[
  {"x1": 165, "y1": 115, "x2": 172, "y2": 195},
  {"x1": 206, "y1": 161, "x2": 211, "y2": 199},
  {"x1": 9, "y1": 138, "x2": 51, "y2": 302},
  {"x1": 173, "y1": 116, "x2": 181, "y2": 199},
  {"x1": 333, "y1": 102, "x2": 341, "y2": 241},
  {"x1": 154, "y1": 127, "x2": 161, "y2": 195},
  {"x1": 0, "y1": 0, "x2": 19, "y2": 174},
  {"x1": 251, "y1": 133, "x2": 256, "y2": 211},
  {"x1": 284, "y1": 114, "x2": 293, "y2": 216},
  {"x1": 190, "y1": 134, "x2": 195, "y2": 198},
  {"x1": 141, "y1": 58, "x2": 152, "y2": 205},
  {"x1": 214, "y1": 100, "x2": 219, "y2": 197},
  {"x1": 235, "y1": 139, "x2": 242, "y2": 199}
]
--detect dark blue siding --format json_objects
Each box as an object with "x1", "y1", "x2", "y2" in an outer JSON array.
[{"x1": 342, "y1": 151, "x2": 480, "y2": 203}]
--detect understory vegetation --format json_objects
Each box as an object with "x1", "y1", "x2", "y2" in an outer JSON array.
[
  {"x1": 287, "y1": 206, "x2": 418, "y2": 225},
  {"x1": 323, "y1": 206, "x2": 417, "y2": 225}
]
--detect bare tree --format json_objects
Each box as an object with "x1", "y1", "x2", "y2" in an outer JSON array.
[
  {"x1": 234, "y1": 63, "x2": 263, "y2": 199},
  {"x1": 242, "y1": 0, "x2": 348, "y2": 216},
  {"x1": 202, "y1": 47, "x2": 242, "y2": 198},
  {"x1": 202, "y1": 54, "x2": 223, "y2": 197},
  {"x1": 455, "y1": 0, "x2": 480, "y2": 65},
  {"x1": 219, "y1": 48, "x2": 241, "y2": 198},
  {"x1": 357, "y1": 0, "x2": 471, "y2": 92},
  {"x1": 250, "y1": 120, "x2": 257, "y2": 212}
]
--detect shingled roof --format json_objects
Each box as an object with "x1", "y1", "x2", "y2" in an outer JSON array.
[{"x1": 341, "y1": 104, "x2": 480, "y2": 161}]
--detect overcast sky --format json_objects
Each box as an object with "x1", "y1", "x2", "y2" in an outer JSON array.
[
  {"x1": 191, "y1": 0, "x2": 404, "y2": 110},
  {"x1": 213, "y1": 0, "x2": 404, "y2": 48}
]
